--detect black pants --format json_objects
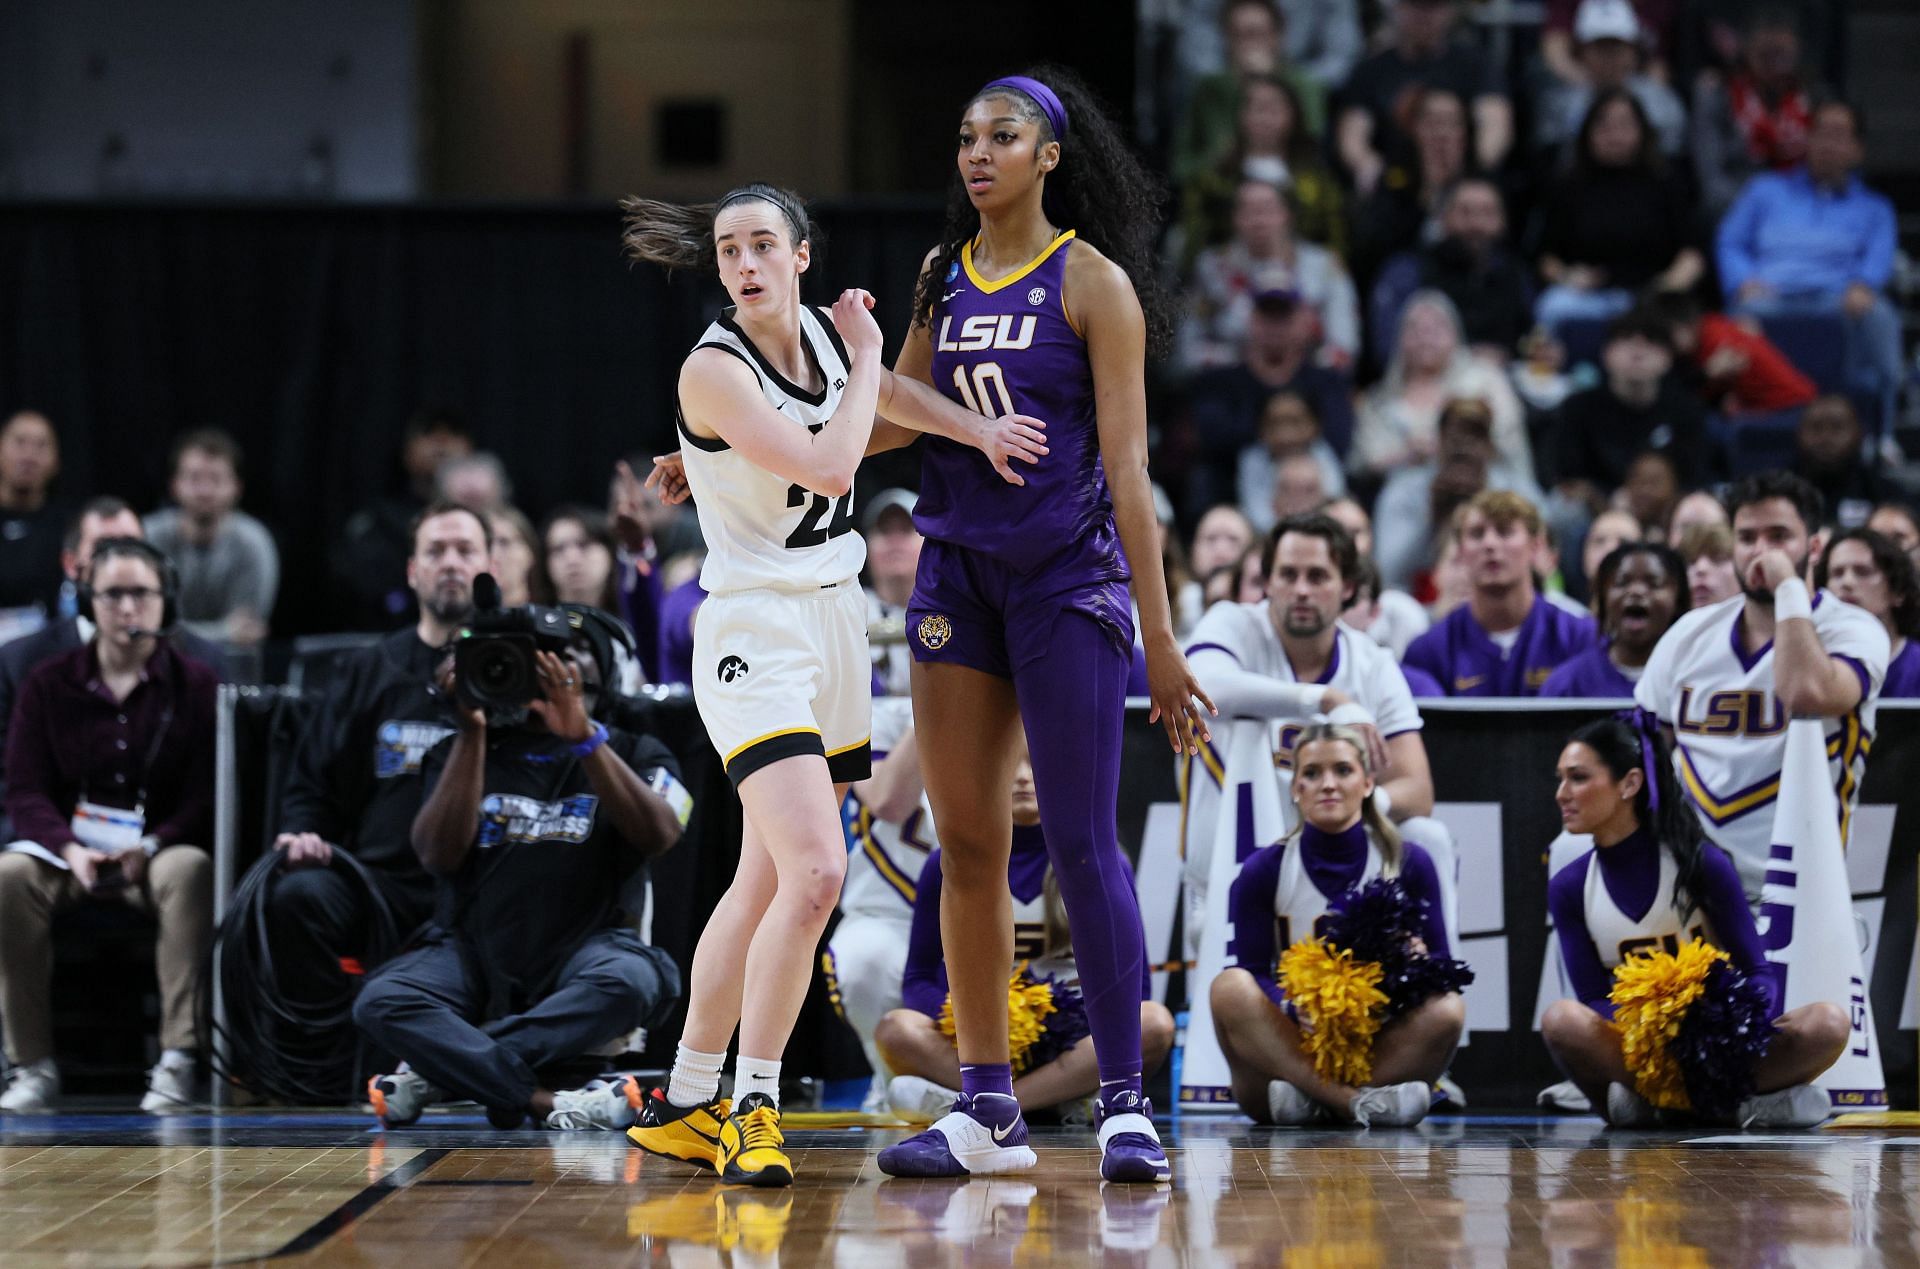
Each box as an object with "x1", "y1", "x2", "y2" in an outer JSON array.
[
  {"x1": 263, "y1": 864, "x2": 433, "y2": 1003},
  {"x1": 352, "y1": 929, "x2": 680, "y2": 1114}
]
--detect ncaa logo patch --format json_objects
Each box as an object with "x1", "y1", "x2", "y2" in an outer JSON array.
[
  {"x1": 946, "y1": 262, "x2": 960, "y2": 282},
  {"x1": 717, "y1": 655, "x2": 749, "y2": 683},
  {"x1": 916, "y1": 614, "x2": 954, "y2": 651},
  {"x1": 1027, "y1": 286, "x2": 1046, "y2": 306}
]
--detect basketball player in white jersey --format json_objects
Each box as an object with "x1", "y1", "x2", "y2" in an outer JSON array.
[
  {"x1": 619, "y1": 183, "x2": 1047, "y2": 1186},
  {"x1": 1634, "y1": 472, "x2": 1889, "y2": 900},
  {"x1": 1183, "y1": 513, "x2": 1457, "y2": 957}
]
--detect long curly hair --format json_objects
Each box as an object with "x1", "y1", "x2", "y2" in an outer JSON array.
[{"x1": 910, "y1": 65, "x2": 1173, "y2": 361}]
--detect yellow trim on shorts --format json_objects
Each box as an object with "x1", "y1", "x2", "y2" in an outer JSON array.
[
  {"x1": 825, "y1": 736, "x2": 871, "y2": 757},
  {"x1": 723, "y1": 726, "x2": 822, "y2": 768}
]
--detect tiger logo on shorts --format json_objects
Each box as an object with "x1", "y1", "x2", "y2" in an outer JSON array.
[{"x1": 916, "y1": 614, "x2": 953, "y2": 651}]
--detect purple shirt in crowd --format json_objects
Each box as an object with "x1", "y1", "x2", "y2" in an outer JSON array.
[
  {"x1": 656, "y1": 578, "x2": 705, "y2": 688},
  {"x1": 1883, "y1": 640, "x2": 1920, "y2": 698},
  {"x1": 1537, "y1": 641, "x2": 1638, "y2": 699},
  {"x1": 1403, "y1": 594, "x2": 1597, "y2": 697},
  {"x1": 5, "y1": 642, "x2": 217, "y2": 851}
]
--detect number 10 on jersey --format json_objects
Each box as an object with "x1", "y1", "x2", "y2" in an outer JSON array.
[{"x1": 952, "y1": 362, "x2": 1014, "y2": 419}]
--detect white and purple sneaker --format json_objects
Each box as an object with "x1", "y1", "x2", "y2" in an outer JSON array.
[
  {"x1": 876, "y1": 1091, "x2": 1036, "y2": 1178},
  {"x1": 1096, "y1": 1091, "x2": 1171, "y2": 1183}
]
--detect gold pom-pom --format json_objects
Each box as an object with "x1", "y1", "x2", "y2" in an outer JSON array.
[
  {"x1": 936, "y1": 962, "x2": 1060, "y2": 1075},
  {"x1": 1608, "y1": 938, "x2": 1727, "y2": 1111},
  {"x1": 1277, "y1": 940, "x2": 1389, "y2": 1086}
]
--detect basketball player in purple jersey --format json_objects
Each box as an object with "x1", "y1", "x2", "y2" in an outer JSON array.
[{"x1": 875, "y1": 69, "x2": 1215, "y2": 1184}]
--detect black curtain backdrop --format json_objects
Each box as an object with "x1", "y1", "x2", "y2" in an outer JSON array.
[{"x1": 0, "y1": 199, "x2": 942, "y2": 636}]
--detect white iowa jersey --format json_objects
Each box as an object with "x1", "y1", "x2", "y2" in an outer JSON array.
[
  {"x1": 840, "y1": 696, "x2": 937, "y2": 922},
  {"x1": 1635, "y1": 592, "x2": 1888, "y2": 896},
  {"x1": 680, "y1": 306, "x2": 867, "y2": 594},
  {"x1": 1181, "y1": 607, "x2": 1422, "y2": 877},
  {"x1": 1579, "y1": 848, "x2": 1715, "y2": 972},
  {"x1": 1269, "y1": 833, "x2": 1388, "y2": 951}
]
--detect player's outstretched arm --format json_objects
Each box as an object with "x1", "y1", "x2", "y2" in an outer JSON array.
[{"x1": 877, "y1": 319, "x2": 1049, "y2": 486}]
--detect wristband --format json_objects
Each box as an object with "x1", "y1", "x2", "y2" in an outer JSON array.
[
  {"x1": 570, "y1": 723, "x2": 610, "y2": 758},
  {"x1": 1773, "y1": 577, "x2": 1813, "y2": 622},
  {"x1": 1326, "y1": 701, "x2": 1377, "y2": 728}
]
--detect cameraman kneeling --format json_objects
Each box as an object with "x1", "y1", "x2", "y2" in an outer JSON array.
[{"x1": 354, "y1": 605, "x2": 690, "y2": 1130}]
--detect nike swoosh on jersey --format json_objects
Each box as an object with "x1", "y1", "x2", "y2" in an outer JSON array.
[
  {"x1": 1454, "y1": 675, "x2": 1486, "y2": 691},
  {"x1": 941, "y1": 289, "x2": 966, "y2": 302}
]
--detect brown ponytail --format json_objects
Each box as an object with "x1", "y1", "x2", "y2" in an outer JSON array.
[{"x1": 620, "y1": 182, "x2": 814, "y2": 274}]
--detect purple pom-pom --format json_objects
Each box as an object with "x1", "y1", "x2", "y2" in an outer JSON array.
[
  {"x1": 1023, "y1": 973, "x2": 1091, "y2": 1072},
  {"x1": 1671, "y1": 958, "x2": 1776, "y2": 1120},
  {"x1": 1322, "y1": 878, "x2": 1475, "y2": 1018}
]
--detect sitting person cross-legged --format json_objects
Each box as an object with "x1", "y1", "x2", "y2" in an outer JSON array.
[
  {"x1": 874, "y1": 757, "x2": 1174, "y2": 1125},
  {"x1": 354, "y1": 606, "x2": 691, "y2": 1131},
  {"x1": 0, "y1": 538, "x2": 217, "y2": 1114}
]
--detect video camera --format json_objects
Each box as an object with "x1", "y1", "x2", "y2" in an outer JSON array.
[{"x1": 453, "y1": 574, "x2": 573, "y2": 715}]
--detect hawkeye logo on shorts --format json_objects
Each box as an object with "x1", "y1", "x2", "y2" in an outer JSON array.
[
  {"x1": 476, "y1": 793, "x2": 597, "y2": 848},
  {"x1": 917, "y1": 614, "x2": 953, "y2": 651},
  {"x1": 374, "y1": 720, "x2": 456, "y2": 779},
  {"x1": 717, "y1": 655, "x2": 750, "y2": 683}
]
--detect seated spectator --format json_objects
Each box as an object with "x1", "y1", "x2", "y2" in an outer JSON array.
[
  {"x1": 0, "y1": 539, "x2": 216, "y2": 1114},
  {"x1": 252, "y1": 503, "x2": 491, "y2": 1075},
  {"x1": 1691, "y1": 6, "x2": 1818, "y2": 218},
  {"x1": 1209, "y1": 724, "x2": 1463, "y2": 1127},
  {"x1": 334, "y1": 409, "x2": 473, "y2": 629},
  {"x1": 1239, "y1": 390, "x2": 1346, "y2": 533},
  {"x1": 1427, "y1": 524, "x2": 1472, "y2": 620},
  {"x1": 144, "y1": 429, "x2": 279, "y2": 648},
  {"x1": 1173, "y1": 2, "x2": 1330, "y2": 190},
  {"x1": 1178, "y1": 72, "x2": 1345, "y2": 270},
  {"x1": 1351, "y1": 87, "x2": 1478, "y2": 281},
  {"x1": 1183, "y1": 287, "x2": 1356, "y2": 509},
  {"x1": 1536, "y1": 0, "x2": 1687, "y2": 160},
  {"x1": 1370, "y1": 177, "x2": 1533, "y2": 366},
  {"x1": 1668, "y1": 488, "x2": 1729, "y2": 540},
  {"x1": 1618, "y1": 450, "x2": 1681, "y2": 537},
  {"x1": 1534, "y1": 91, "x2": 1702, "y2": 336},
  {"x1": 0, "y1": 501, "x2": 226, "y2": 836},
  {"x1": 539, "y1": 506, "x2": 620, "y2": 613},
  {"x1": 877, "y1": 757, "x2": 1173, "y2": 1122},
  {"x1": 489, "y1": 506, "x2": 540, "y2": 607},
  {"x1": 1337, "y1": 0, "x2": 1511, "y2": 196},
  {"x1": 1181, "y1": 187, "x2": 1358, "y2": 373},
  {"x1": 1647, "y1": 291, "x2": 1817, "y2": 416},
  {"x1": 830, "y1": 690, "x2": 935, "y2": 1112},
  {"x1": 1818, "y1": 528, "x2": 1920, "y2": 697},
  {"x1": 1869, "y1": 504, "x2": 1920, "y2": 576},
  {"x1": 1716, "y1": 99, "x2": 1902, "y2": 410},
  {"x1": 1191, "y1": 503, "x2": 1259, "y2": 591},
  {"x1": 1277, "y1": 0, "x2": 1362, "y2": 88},
  {"x1": 1678, "y1": 520, "x2": 1740, "y2": 608},
  {"x1": 436, "y1": 452, "x2": 512, "y2": 515},
  {"x1": 1578, "y1": 507, "x2": 1645, "y2": 597},
  {"x1": 1352, "y1": 291, "x2": 1529, "y2": 480},
  {"x1": 0, "y1": 411, "x2": 68, "y2": 641},
  {"x1": 1269, "y1": 453, "x2": 1333, "y2": 525},
  {"x1": 1374, "y1": 397, "x2": 1544, "y2": 591},
  {"x1": 1540, "y1": 0, "x2": 1678, "y2": 87},
  {"x1": 1797, "y1": 396, "x2": 1881, "y2": 530},
  {"x1": 862, "y1": 489, "x2": 921, "y2": 693},
  {"x1": 1231, "y1": 542, "x2": 1269, "y2": 604},
  {"x1": 1548, "y1": 310, "x2": 1713, "y2": 516},
  {"x1": 356, "y1": 612, "x2": 690, "y2": 1131},
  {"x1": 1541, "y1": 541, "x2": 1687, "y2": 697},
  {"x1": 1321, "y1": 495, "x2": 1432, "y2": 656},
  {"x1": 1404, "y1": 491, "x2": 1598, "y2": 695}
]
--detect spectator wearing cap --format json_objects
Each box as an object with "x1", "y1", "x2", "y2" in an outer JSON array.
[
  {"x1": 1541, "y1": 0, "x2": 1677, "y2": 86},
  {"x1": 1370, "y1": 177, "x2": 1533, "y2": 367},
  {"x1": 1536, "y1": 0, "x2": 1687, "y2": 160},
  {"x1": 862, "y1": 490, "x2": 921, "y2": 696},
  {"x1": 1335, "y1": 0, "x2": 1511, "y2": 197},
  {"x1": 1547, "y1": 309, "x2": 1713, "y2": 513},
  {"x1": 1180, "y1": 183, "x2": 1359, "y2": 374},
  {"x1": 1796, "y1": 396, "x2": 1882, "y2": 531},
  {"x1": 1716, "y1": 99, "x2": 1902, "y2": 414},
  {"x1": 1352, "y1": 290, "x2": 1528, "y2": 481},
  {"x1": 1182, "y1": 277, "x2": 1356, "y2": 512},
  {"x1": 1373, "y1": 398, "x2": 1544, "y2": 592},
  {"x1": 144, "y1": 429, "x2": 280, "y2": 649},
  {"x1": 1533, "y1": 88, "x2": 1702, "y2": 338}
]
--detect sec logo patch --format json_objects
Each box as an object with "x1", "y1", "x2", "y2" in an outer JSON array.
[
  {"x1": 916, "y1": 614, "x2": 953, "y2": 651},
  {"x1": 1027, "y1": 286, "x2": 1046, "y2": 306}
]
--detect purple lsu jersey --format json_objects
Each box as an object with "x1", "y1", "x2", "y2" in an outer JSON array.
[
  {"x1": 916, "y1": 230, "x2": 1126, "y2": 578},
  {"x1": 1537, "y1": 641, "x2": 1636, "y2": 699},
  {"x1": 1884, "y1": 639, "x2": 1920, "y2": 698},
  {"x1": 1403, "y1": 595, "x2": 1597, "y2": 697}
]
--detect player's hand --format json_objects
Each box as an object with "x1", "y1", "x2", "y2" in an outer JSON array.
[
  {"x1": 1751, "y1": 548, "x2": 1799, "y2": 596},
  {"x1": 831, "y1": 288, "x2": 884, "y2": 357},
  {"x1": 275, "y1": 832, "x2": 335, "y2": 870},
  {"x1": 1145, "y1": 634, "x2": 1217, "y2": 755},
  {"x1": 530, "y1": 650, "x2": 594, "y2": 743},
  {"x1": 977, "y1": 412, "x2": 1049, "y2": 486},
  {"x1": 435, "y1": 656, "x2": 487, "y2": 733},
  {"x1": 645, "y1": 453, "x2": 691, "y2": 506},
  {"x1": 610, "y1": 460, "x2": 654, "y2": 556}
]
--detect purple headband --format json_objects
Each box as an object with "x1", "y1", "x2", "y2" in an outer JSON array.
[{"x1": 981, "y1": 76, "x2": 1069, "y2": 143}]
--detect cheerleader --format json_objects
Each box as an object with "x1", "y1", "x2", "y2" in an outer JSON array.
[
  {"x1": 1209, "y1": 724, "x2": 1465, "y2": 1127},
  {"x1": 1542, "y1": 717, "x2": 1848, "y2": 1127}
]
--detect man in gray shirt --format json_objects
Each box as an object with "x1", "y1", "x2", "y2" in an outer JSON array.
[{"x1": 144, "y1": 429, "x2": 278, "y2": 647}]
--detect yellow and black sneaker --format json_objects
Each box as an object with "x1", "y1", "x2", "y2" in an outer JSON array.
[
  {"x1": 717, "y1": 1092, "x2": 792, "y2": 1187},
  {"x1": 626, "y1": 1086, "x2": 730, "y2": 1172}
]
